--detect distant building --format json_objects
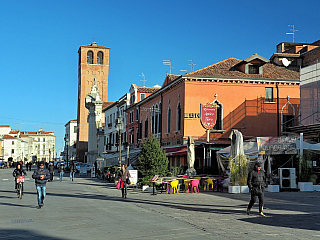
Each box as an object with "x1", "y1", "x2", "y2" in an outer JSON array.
[
  {"x1": 64, "y1": 119, "x2": 77, "y2": 162},
  {"x1": 0, "y1": 126, "x2": 55, "y2": 163}
]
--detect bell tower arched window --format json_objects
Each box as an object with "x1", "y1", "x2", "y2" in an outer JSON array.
[
  {"x1": 87, "y1": 51, "x2": 93, "y2": 64},
  {"x1": 97, "y1": 51, "x2": 103, "y2": 65}
]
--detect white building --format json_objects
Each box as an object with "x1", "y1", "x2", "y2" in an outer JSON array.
[
  {"x1": 103, "y1": 93, "x2": 130, "y2": 152},
  {"x1": 64, "y1": 119, "x2": 77, "y2": 162}
]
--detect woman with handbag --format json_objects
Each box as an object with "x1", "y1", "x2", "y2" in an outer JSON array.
[{"x1": 118, "y1": 164, "x2": 131, "y2": 198}]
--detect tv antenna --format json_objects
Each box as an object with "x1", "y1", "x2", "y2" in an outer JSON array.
[
  {"x1": 139, "y1": 73, "x2": 147, "y2": 86},
  {"x1": 189, "y1": 60, "x2": 196, "y2": 72},
  {"x1": 163, "y1": 60, "x2": 174, "y2": 74},
  {"x1": 286, "y1": 25, "x2": 298, "y2": 43}
]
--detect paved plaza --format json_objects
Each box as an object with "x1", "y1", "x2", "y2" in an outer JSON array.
[{"x1": 0, "y1": 167, "x2": 319, "y2": 240}]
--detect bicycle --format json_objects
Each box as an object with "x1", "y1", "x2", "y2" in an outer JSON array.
[{"x1": 16, "y1": 176, "x2": 25, "y2": 199}]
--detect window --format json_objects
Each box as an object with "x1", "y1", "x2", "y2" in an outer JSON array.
[
  {"x1": 97, "y1": 51, "x2": 103, "y2": 64},
  {"x1": 12, "y1": 141, "x2": 14, "y2": 145},
  {"x1": 145, "y1": 117, "x2": 148, "y2": 137},
  {"x1": 176, "y1": 103, "x2": 181, "y2": 131},
  {"x1": 249, "y1": 65, "x2": 259, "y2": 74},
  {"x1": 265, "y1": 87, "x2": 273, "y2": 102},
  {"x1": 74, "y1": 126, "x2": 77, "y2": 133},
  {"x1": 167, "y1": 106, "x2": 171, "y2": 133},
  {"x1": 155, "y1": 105, "x2": 159, "y2": 134},
  {"x1": 130, "y1": 94, "x2": 135, "y2": 105},
  {"x1": 141, "y1": 93, "x2": 146, "y2": 100},
  {"x1": 12, "y1": 149, "x2": 14, "y2": 154},
  {"x1": 212, "y1": 101, "x2": 223, "y2": 130},
  {"x1": 136, "y1": 108, "x2": 139, "y2": 121},
  {"x1": 87, "y1": 51, "x2": 93, "y2": 64}
]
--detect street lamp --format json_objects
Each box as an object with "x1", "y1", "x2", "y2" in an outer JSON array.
[{"x1": 116, "y1": 115, "x2": 124, "y2": 168}]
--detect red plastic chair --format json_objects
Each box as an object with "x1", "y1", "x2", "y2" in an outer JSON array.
[{"x1": 190, "y1": 179, "x2": 200, "y2": 193}]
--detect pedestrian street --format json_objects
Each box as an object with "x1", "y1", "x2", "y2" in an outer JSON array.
[{"x1": 0, "y1": 168, "x2": 320, "y2": 240}]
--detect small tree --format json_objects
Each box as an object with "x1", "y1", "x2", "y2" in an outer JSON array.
[
  {"x1": 299, "y1": 149, "x2": 313, "y2": 182},
  {"x1": 137, "y1": 135, "x2": 168, "y2": 180}
]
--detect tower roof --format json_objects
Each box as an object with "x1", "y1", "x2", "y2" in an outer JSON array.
[{"x1": 79, "y1": 42, "x2": 110, "y2": 50}]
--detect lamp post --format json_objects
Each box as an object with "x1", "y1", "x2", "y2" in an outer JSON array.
[{"x1": 116, "y1": 115, "x2": 124, "y2": 168}]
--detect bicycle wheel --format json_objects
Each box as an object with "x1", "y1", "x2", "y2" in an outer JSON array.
[{"x1": 17, "y1": 184, "x2": 22, "y2": 199}]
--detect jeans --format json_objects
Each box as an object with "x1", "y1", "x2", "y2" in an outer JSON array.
[
  {"x1": 121, "y1": 182, "x2": 128, "y2": 197},
  {"x1": 70, "y1": 171, "x2": 75, "y2": 180},
  {"x1": 36, "y1": 185, "x2": 46, "y2": 206},
  {"x1": 59, "y1": 172, "x2": 64, "y2": 181}
]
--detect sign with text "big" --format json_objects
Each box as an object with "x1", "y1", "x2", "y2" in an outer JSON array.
[{"x1": 200, "y1": 103, "x2": 217, "y2": 130}]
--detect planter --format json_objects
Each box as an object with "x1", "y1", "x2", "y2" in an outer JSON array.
[
  {"x1": 298, "y1": 182, "x2": 313, "y2": 192},
  {"x1": 268, "y1": 185, "x2": 280, "y2": 192},
  {"x1": 228, "y1": 186, "x2": 240, "y2": 194},
  {"x1": 240, "y1": 186, "x2": 249, "y2": 193},
  {"x1": 313, "y1": 185, "x2": 320, "y2": 191},
  {"x1": 142, "y1": 185, "x2": 149, "y2": 191}
]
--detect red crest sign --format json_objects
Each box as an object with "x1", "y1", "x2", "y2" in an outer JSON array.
[{"x1": 200, "y1": 103, "x2": 217, "y2": 129}]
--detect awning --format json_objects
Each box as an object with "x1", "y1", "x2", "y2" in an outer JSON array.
[{"x1": 163, "y1": 146, "x2": 188, "y2": 156}]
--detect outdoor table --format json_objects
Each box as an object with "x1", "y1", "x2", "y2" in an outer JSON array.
[{"x1": 149, "y1": 180, "x2": 162, "y2": 195}]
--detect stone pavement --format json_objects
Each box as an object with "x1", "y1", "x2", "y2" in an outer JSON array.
[{"x1": 0, "y1": 167, "x2": 319, "y2": 240}]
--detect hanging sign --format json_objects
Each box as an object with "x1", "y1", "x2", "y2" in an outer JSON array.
[
  {"x1": 200, "y1": 103, "x2": 217, "y2": 130},
  {"x1": 257, "y1": 136, "x2": 296, "y2": 155}
]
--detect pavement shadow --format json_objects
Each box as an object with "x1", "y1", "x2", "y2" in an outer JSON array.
[
  {"x1": 239, "y1": 213, "x2": 320, "y2": 231},
  {"x1": 0, "y1": 229, "x2": 64, "y2": 239}
]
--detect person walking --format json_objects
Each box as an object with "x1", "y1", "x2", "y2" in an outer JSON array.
[
  {"x1": 48, "y1": 162, "x2": 55, "y2": 182},
  {"x1": 118, "y1": 164, "x2": 131, "y2": 198},
  {"x1": 12, "y1": 163, "x2": 27, "y2": 194},
  {"x1": 246, "y1": 162, "x2": 266, "y2": 217},
  {"x1": 58, "y1": 163, "x2": 65, "y2": 182},
  {"x1": 69, "y1": 161, "x2": 76, "y2": 181},
  {"x1": 32, "y1": 161, "x2": 50, "y2": 209}
]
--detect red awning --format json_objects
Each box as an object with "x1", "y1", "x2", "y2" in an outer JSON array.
[{"x1": 163, "y1": 146, "x2": 188, "y2": 156}]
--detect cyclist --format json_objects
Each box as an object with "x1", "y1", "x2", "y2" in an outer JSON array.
[{"x1": 13, "y1": 163, "x2": 27, "y2": 195}]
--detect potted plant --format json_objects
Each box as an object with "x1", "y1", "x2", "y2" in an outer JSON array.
[
  {"x1": 228, "y1": 157, "x2": 240, "y2": 193},
  {"x1": 228, "y1": 154, "x2": 249, "y2": 193}
]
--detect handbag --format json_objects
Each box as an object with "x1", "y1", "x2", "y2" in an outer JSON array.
[
  {"x1": 126, "y1": 178, "x2": 131, "y2": 185},
  {"x1": 116, "y1": 179, "x2": 121, "y2": 189}
]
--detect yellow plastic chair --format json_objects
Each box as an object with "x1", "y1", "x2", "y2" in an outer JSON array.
[
  {"x1": 168, "y1": 180, "x2": 179, "y2": 194},
  {"x1": 184, "y1": 180, "x2": 192, "y2": 193},
  {"x1": 204, "y1": 178, "x2": 214, "y2": 191}
]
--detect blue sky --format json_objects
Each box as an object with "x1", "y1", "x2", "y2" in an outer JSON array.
[{"x1": 0, "y1": 0, "x2": 319, "y2": 154}]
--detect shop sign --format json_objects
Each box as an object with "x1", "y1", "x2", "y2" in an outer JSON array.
[
  {"x1": 257, "y1": 136, "x2": 296, "y2": 155},
  {"x1": 200, "y1": 103, "x2": 217, "y2": 130}
]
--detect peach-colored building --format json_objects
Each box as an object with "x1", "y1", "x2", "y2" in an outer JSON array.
[{"x1": 127, "y1": 54, "x2": 300, "y2": 173}]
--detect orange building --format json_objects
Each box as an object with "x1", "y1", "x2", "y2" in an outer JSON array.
[
  {"x1": 76, "y1": 42, "x2": 110, "y2": 161},
  {"x1": 127, "y1": 54, "x2": 300, "y2": 173}
]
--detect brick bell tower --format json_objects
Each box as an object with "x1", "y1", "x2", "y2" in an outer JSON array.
[{"x1": 76, "y1": 42, "x2": 110, "y2": 162}]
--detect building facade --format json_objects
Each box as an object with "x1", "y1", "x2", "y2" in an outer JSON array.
[{"x1": 127, "y1": 54, "x2": 300, "y2": 172}]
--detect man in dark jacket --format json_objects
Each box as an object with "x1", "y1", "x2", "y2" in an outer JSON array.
[
  {"x1": 247, "y1": 162, "x2": 266, "y2": 217},
  {"x1": 48, "y1": 162, "x2": 55, "y2": 182},
  {"x1": 32, "y1": 161, "x2": 50, "y2": 209}
]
